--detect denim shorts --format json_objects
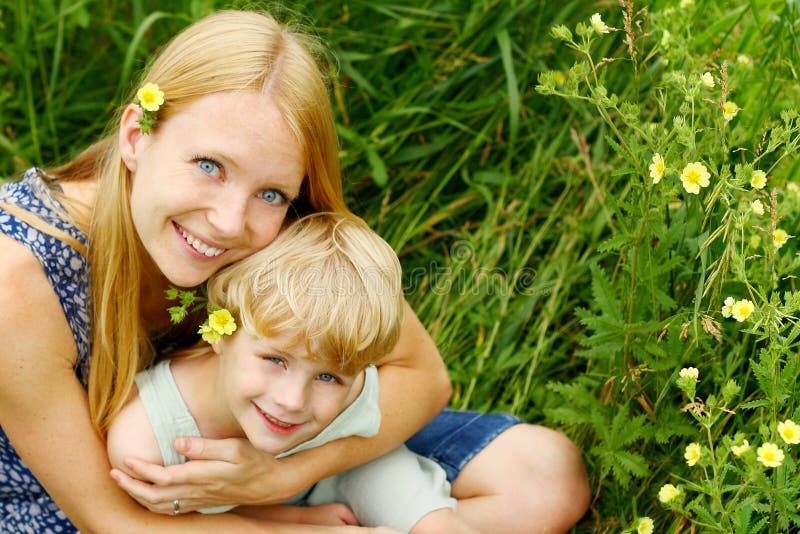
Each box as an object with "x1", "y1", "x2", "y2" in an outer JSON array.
[{"x1": 405, "y1": 408, "x2": 522, "y2": 483}]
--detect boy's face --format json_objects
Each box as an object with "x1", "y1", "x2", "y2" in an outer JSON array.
[{"x1": 213, "y1": 329, "x2": 365, "y2": 455}]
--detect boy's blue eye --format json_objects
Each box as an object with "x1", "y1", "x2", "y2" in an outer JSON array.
[
  {"x1": 264, "y1": 356, "x2": 285, "y2": 367},
  {"x1": 259, "y1": 189, "x2": 285, "y2": 205},
  {"x1": 198, "y1": 159, "x2": 220, "y2": 176},
  {"x1": 317, "y1": 373, "x2": 339, "y2": 384}
]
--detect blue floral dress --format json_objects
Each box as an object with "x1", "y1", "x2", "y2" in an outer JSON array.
[{"x1": 0, "y1": 168, "x2": 89, "y2": 533}]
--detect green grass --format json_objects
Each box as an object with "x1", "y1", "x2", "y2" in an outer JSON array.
[{"x1": 3, "y1": 0, "x2": 800, "y2": 531}]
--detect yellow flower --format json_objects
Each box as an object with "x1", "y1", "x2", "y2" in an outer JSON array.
[
  {"x1": 685, "y1": 442, "x2": 702, "y2": 466},
  {"x1": 208, "y1": 308, "x2": 238, "y2": 336},
  {"x1": 136, "y1": 82, "x2": 165, "y2": 112},
  {"x1": 750, "y1": 170, "x2": 767, "y2": 189},
  {"x1": 778, "y1": 420, "x2": 800, "y2": 445},
  {"x1": 731, "y1": 439, "x2": 750, "y2": 457},
  {"x1": 658, "y1": 483, "x2": 680, "y2": 503},
  {"x1": 590, "y1": 13, "x2": 610, "y2": 34},
  {"x1": 773, "y1": 228, "x2": 790, "y2": 249},
  {"x1": 553, "y1": 71, "x2": 567, "y2": 85},
  {"x1": 737, "y1": 54, "x2": 752, "y2": 67},
  {"x1": 637, "y1": 517, "x2": 654, "y2": 534},
  {"x1": 680, "y1": 0, "x2": 694, "y2": 7},
  {"x1": 649, "y1": 153, "x2": 665, "y2": 184},
  {"x1": 756, "y1": 442, "x2": 784, "y2": 468},
  {"x1": 723, "y1": 101, "x2": 740, "y2": 122},
  {"x1": 701, "y1": 72, "x2": 715, "y2": 88},
  {"x1": 788, "y1": 182, "x2": 800, "y2": 195},
  {"x1": 680, "y1": 162, "x2": 711, "y2": 194},
  {"x1": 751, "y1": 200, "x2": 765, "y2": 216},
  {"x1": 679, "y1": 367, "x2": 699, "y2": 380},
  {"x1": 661, "y1": 30, "x2": 671, "y2": 48},
  {"x1": 731, "y1": 299, "x2": 754, "y2": 322},
  {"x1": 198, "y1": 323, "x2": 222, "y2": 344},
  {"x1": 721, "y1": 296, "x2": 735, "y2": 318}
]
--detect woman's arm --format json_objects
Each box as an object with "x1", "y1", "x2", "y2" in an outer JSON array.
[
  {"x1": 0, "y1": 236, "x2": 376, "y2": 533},
  {"x1": 114, "y1": 300, "x2": 452, "y2": 510}
]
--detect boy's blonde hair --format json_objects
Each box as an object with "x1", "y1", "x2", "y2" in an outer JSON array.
[
  {"x1": 39, "y1": 10, "x2": 349, "y2": 434},
  {"x1": 207, "y1": 213, "x2": 404, "y2": 375}
]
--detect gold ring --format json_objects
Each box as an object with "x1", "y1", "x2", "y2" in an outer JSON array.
[{"x1": 172, "y1": 499, "x2": 180, "y2": 515}]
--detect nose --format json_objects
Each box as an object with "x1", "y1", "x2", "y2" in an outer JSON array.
[
  {"x1": 272, "y1": 374, "x2": 308, "y2": 413},
  {"x1": 207, "y1": 189, "x2": 248, "y2": 238}
]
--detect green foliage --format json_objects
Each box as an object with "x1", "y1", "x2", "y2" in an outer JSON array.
[{"x1": 536, "y1": 0, "x2": 800, "y2": 531}]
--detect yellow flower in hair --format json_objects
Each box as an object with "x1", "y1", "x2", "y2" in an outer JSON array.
[
  {"x1": 199, "y1": 323, "x2": 222, "y2": 344},
  {"x1": 137, "y1": 82, "x2": 165, "y2": 112},
  {"x1": 208, "y1": 308, "x2": 237, "y2": 336},
  {"x1": 199, "y1": 307, "x2": 237, "y2": 344}
]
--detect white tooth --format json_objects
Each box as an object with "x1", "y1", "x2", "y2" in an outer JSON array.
[{"x1": 182, "y1": 228, "x2": 225, "y2": 256}]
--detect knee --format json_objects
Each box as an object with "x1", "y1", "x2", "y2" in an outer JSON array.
[{"x1": 513, "y1": 424, "x2": 591, "y2": 530}]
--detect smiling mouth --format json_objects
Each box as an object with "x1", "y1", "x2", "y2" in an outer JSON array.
[
  {"x1": 253, "y1": 403, "x2": 304, "y2": 435},
  {"x1": 178, "y1": 225, "x2": 226, "y2": 257}
]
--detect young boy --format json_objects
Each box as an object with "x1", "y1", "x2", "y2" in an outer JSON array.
[{"x1": 107, "y1": 213, "x2": 476, "y2": 533}]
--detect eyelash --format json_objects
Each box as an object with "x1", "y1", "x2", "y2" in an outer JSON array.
[
  {"x1": 192, "y1": 155, "x2": 223, "y2": 177},
  {"x1": 262, "y1": 356, "x2": 340, "y2": 384}
]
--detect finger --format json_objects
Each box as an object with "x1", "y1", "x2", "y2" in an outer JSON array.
[
  {"x1": 111, "y1": 468, "x2": 171, "y2": 512},
  {"x1": 174, "y1": 436, "x2": 250, "y2": 462},
  {"x1": 123, "y1": 457, "x2": 182, "y2": 486},
  {"x1": 111, "y1": 468, "x2": 206, "y2": 514}
]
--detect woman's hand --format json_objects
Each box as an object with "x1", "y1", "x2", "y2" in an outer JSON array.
[{"x1": 111, "y1": 436, "x2": 303, "y2": 513}]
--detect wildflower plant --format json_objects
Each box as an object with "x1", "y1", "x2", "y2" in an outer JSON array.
[{"x1": 537, "y1": 1, "x2": 800, "y2": 532}]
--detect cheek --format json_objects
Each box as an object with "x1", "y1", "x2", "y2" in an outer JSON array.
[
  {"x1": 312, "y1": 389, "x2": 350, "y2": 425},
  {"x1": 248, "y1": 210, "x2": 289, "y2": 250}
]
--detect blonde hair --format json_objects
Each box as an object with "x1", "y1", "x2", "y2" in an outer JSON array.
[
  {"x1": 44, "y1": 10, "x2": 349, "y2": 434},
  {"x1": 208, "y1": 213, "x2": 404, "y2": 375}
]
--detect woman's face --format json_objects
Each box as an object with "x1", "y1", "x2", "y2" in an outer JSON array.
[{"x1": 120, "y1": 91, "x2": 305, "y2": 288}]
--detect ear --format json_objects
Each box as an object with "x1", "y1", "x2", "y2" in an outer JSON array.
[{"x1": 119, "y1": 103, "x2": 144, "y2": 172}]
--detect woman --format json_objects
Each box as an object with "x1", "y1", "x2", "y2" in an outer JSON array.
[{"x1": 0, "y1": 9, "x2": 588, "y2": 533}]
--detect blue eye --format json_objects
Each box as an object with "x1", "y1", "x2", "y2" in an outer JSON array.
[
  {"x1": 317, "y1": 373, "x2": 340, "y2": 384},
  {"x1": 263, "y1": 356, "x2": 285, "y2": 368},
  {"x1": 198, "y1": 159, "x2": 220, "y2": 176},
  {"x1": 259, "y1": 189, "x2": 285, "y2": 205}
]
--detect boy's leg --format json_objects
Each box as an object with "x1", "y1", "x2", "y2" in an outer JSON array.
[
  {"x1": 406, "y1": 410, "x2": 590, "y2": 534},
  {"x1": 308, "y1": 445, "x2": 462, "y2": 533}
]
